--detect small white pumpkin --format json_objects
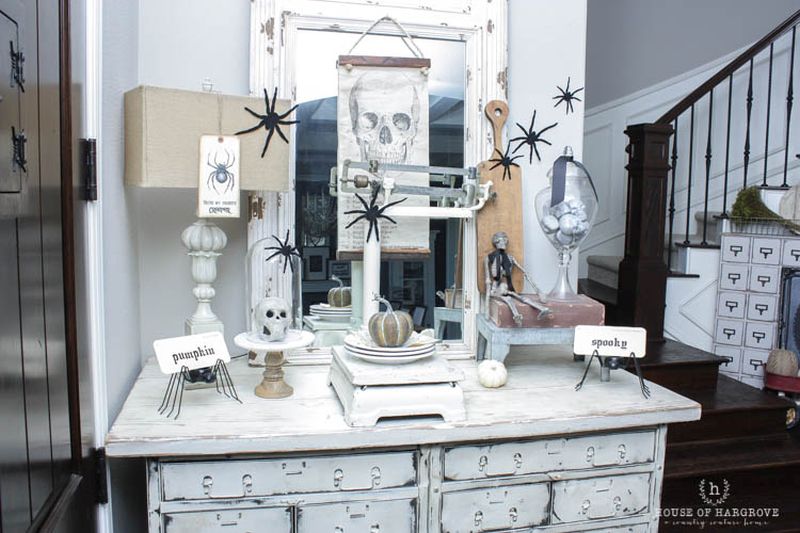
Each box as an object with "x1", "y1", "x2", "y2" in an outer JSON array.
[{"x1": 478, "y1": 360, "x2": 508, "y2": 388}]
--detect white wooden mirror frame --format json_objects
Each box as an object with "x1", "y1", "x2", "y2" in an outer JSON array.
[{"x1": 247, "y1": 0, "x2": 508, "y2": 359}]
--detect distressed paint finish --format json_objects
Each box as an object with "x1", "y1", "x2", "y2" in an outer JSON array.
[
  {"x1": 120, "y1": 346, "x2": 695, "y2": 531},
  {"x1": 298, "y1": 498, "x2": 417, "y2": 532},
  {"x1": 107, "y1": 345, "x2": 698, "y2": 457},
  {"x1": 247, "y1": 0, "x2": 508, "y2": 358}
]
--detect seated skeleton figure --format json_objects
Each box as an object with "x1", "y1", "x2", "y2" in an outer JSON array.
[{"x1": 484, "y1": 231, "x2": 551, "y2": 325}]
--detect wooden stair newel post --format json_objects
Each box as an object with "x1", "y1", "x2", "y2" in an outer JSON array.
[{"x1": 618, "y1": 123, "x2": 673, "y2": 342}]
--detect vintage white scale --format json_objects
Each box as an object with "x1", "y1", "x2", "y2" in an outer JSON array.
[{"x1": 327, "y1": 159, "x2": 492, "y2": 426}]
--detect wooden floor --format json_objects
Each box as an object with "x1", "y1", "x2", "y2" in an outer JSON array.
[{"x1": 632, "y1": 340, "x2": 800, "y2": 532}]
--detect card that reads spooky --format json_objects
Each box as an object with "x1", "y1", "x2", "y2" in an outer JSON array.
[
  {"x1": 573, "y1": 325, "x2": 647, "y2": 359},
  {"x1": 198, "y1": 135, "x2": 240, "y2": 218},
  {"x1": 336, "y1": 59, "x2": 430, "y2": 257},
  {"x1": 154, "y1": 331, "x2": 231, "y2": 374}
]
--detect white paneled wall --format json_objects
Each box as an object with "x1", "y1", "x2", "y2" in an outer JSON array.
[{"x1": 581, "y1": 34, "x2": 800, "y2": 277}]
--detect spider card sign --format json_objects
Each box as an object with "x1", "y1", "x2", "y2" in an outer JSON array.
[
  {"x1": 154, "y1": 331, "x2": 231, "y2": 374},
  {"x1": 573, "y1": 325, "x2": 647, "y2": 359},
  {"x1": 198, "y1": 135, "x2": 240, "y2": 218}
]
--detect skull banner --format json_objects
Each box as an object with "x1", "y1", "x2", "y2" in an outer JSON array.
[{"x1": 336, "y1": 57, "x2": 430, "y2": 257}]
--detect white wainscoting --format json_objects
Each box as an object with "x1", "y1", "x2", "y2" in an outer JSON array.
[{"x1": 581, "y1": 35, "x2": 800, "y2": 277}]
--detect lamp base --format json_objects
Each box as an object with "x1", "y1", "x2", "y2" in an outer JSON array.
[{"x1": 184, "y1": 318, "x2": 224, "y2": 336}]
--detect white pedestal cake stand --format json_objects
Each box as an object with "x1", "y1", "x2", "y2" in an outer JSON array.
[{"x1": 234, "y1": 330, "x2": 315, "y2": 399}]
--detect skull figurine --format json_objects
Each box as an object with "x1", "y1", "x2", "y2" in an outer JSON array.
[
  {"x1": 349, "y1": 72, "x2": 420, "y2": 165},
  {"x1": 255, "y1": 296, "x2": 290, "y2": 342}
]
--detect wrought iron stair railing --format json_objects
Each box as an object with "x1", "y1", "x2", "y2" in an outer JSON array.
[{"x1": 619, "y1": 9, "x2": 800, "y2": 342}]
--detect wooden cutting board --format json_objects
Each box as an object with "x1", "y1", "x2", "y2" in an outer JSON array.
[{"x1": 477, "y1": 100, "x2": 525, "y2": 294}]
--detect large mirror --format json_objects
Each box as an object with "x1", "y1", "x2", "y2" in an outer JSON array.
[{"x1": 292, "y1": 29, "x2": 467, "y2": 347}]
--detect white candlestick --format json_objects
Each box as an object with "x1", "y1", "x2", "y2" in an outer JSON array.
[{"x1": 362, "y1": 233, "x2": 381, "y2": 322}]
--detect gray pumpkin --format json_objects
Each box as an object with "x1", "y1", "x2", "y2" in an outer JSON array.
[
  {"x1": 368, "y1": 297, "x2": 414, "y2": 347},
  {"x1": 327, "y1": 275, "x2": 352, "y2": 308}
]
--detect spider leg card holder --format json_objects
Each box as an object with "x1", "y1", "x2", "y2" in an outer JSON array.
[{"x1": 153, "y1": 332, "x2": 241, "y2": 419}]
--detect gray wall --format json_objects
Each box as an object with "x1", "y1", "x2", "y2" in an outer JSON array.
[{"x1": 586, "y1": 0, "x2": 800, "y2": 108}]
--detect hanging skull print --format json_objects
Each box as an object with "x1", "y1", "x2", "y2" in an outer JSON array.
[
  {"x1": 197, "y1": 135, "x2": 240, "y2": 218},
  {"x1": 336, "y1": 56, "x2": 431, "y2": 257}
]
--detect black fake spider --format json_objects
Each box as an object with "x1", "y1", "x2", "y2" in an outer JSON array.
[
  {"x1": 265, "y1": 230, "x2": 302, "y2": 273},
  {"x1": 488, "y1": 142, "x2": 523, "y2": 181},
  {"x1": 235, "y1": 88, "x2": 299, "y2": 158},
  {"x1": 345, "y1": 190, "x2": 407, "y2": 243},
  {"x1": 207, "y1": 149, "x2": 236, "y2": 194},
  {"x1": 511, "y1": 110, "x2": 558, "y2": 164},
  {"x1": 553, "y1": 77, "x2": 583, "y2": 115}
]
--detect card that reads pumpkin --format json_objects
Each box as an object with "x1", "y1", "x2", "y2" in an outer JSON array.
[
  {"x1": 336, "y1": 56, "x2": 431, "y2": 257},
  {"x1": 198, "y1": 135, "x2": 240, "y2": 218},
  {"x1": 154, "y1": 331, "x2": 231, "y2": 374}
]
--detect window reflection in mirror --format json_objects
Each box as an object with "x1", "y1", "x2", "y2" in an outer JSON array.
[{"x1": 293, "y1": 29, "x2": 466, "y2": 345}]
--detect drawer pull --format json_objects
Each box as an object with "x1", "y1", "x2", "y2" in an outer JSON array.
[
  {"x1": 791, "y1": 249, "x2": 800, "y2": 261},
  {"x1": 618, "y1": 444, "x2": 627, "y2": 460},
  {"x1": 509, "y1": 507, "x2": 518, "y2": 523},
  {"x1": 370, "y1": 526, "x2": 380, "y2": 533},
  {"x1": 474, "y1": 511, "x2": 484, "y2": 526},
  {"x1": 729, "y1": 244, "x2": 743, "y2": 257},
  {"x1": 202, "y1": 476, "x2": 213, "y2": 495},
  {"x1": 513, "y1": 453, "x2": 523, "y2": 469},
  {"x1": 755, "y1": 303, "x2": 769, "y2": 315},
  {"x1": 585, "y1": 446, "x2": 595, "y2": 462},
  {"x1": 242, "y1": 474, "x2": 253, "y2": 494},
  {"x1": 613, "y1": 496, "x2": 622, "y2": 512},
  {"x1": 370, "y1": 466, "x2": 382, "y2": 486},
  {"x1": 581, "y1": 499, "x2": 590, "y2": 514},
  {"x1": 478, "y1": 455, "x2": 488, "y2": 472},
  {"x1": 333, "y1": 468, "x2": 344, "y2": 487},
  {"x1": 335, "y1": 528, "x2": 344, "y2": 533}
]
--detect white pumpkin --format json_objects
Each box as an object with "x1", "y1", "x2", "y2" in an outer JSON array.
[{"x1": 478, "y1": 360, "x2": 508, "y2": 388}]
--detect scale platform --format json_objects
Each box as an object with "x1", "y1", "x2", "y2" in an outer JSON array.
[{"x1": 329, "y1": 346, "x2": 466, "y2": 427}]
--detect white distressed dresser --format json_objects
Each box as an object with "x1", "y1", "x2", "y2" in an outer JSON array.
[{"x1": 106, "y1": 346, "x2": 700, "y2": 532}]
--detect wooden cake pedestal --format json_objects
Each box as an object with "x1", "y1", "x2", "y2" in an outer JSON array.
[
  {"x1": 328, "y1": 347, "x2": 466, "y2": 427},
  {"x1": 234, "y1": 330, "x2": 315, "y2": 399},
  {"x1": 478, "y1": 294, "x2": 605, "y2": 362}
]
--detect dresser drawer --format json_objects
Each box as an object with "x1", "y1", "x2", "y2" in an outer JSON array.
[
  {"x1": 163, "y1": 507, "x2": 291, "y2": 533},
  {"x1": 551, "y1": 473, "x2": 651, "y2": 524},
  {"x1": 715, "y1": 319, "x2": 744, "y2": 346},
  {"x1": 161, "y1": 451, "x2": 416, "y2": 501},
  {"x1": 751, "y1": 237, "x2": 782, "y2": 264},
  {"x1": 721, "y1": 235, "x2": 751, "y2": 262},
  {"x1": 444, "y1": 431, "x2": 655, "y2": 481},
  {"x1": 441, "y1": 483, "x2": 549, "y2": 532},
  {"x1": 717, "y1": 291, "x2": 746, "y2": 319},
  {"x1": 783, "y1": 240, "x2": 800, "y2": 267},
  {"x1": 742, "y1": 348, "x2": 770, "y2": 378},
  {"x1": 744, "y1": 322, "x2": 774, "y2": 350},
  {"x1": 298, "y1": 499, "x2": 416, "y2": 533},
  {"x1": 719, "y1": 263, "x2": 749, "y2": 291},
  {"x1": 746, "y1": 294, "x2": 778, "y2": 322},
  {"x1": 748, "y1": 265, "x2": 780, "y2": 293},
  {"x1": 713, "y1": 344, "x2": 742, "y2": 373}
]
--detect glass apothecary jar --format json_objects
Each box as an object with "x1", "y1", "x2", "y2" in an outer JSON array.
[{"x1": 534, "y1": 146, "x2": 598, "y2": 302}]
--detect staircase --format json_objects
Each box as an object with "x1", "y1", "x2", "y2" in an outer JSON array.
[
  {"x1": 635, "y1": 346, "x2": 800, "y2": 531},
  {"x1": 577, "y1": 9, "x2": 800, "y2": 530}
]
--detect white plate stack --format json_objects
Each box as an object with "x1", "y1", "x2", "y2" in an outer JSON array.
[
  {"x1": 343, "y1": 333, "x2": 437, "y2": 364},
  {"x1": 309, "y1": 303, "x2": 352, "y2": 322}
]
